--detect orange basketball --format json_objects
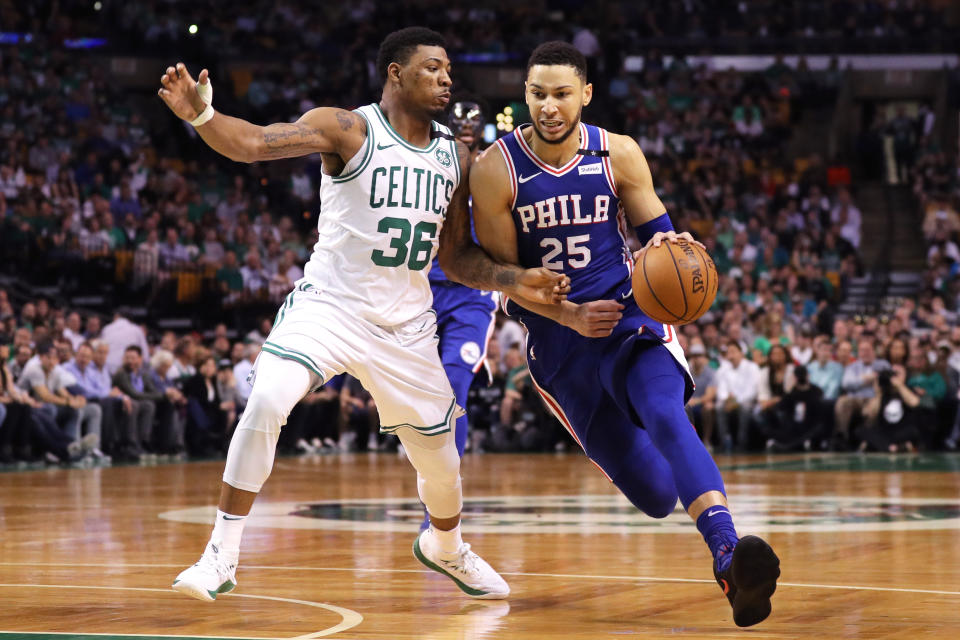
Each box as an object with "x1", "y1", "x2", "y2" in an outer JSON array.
[{"x1": 632, "y1": 240, "x2": 718, "y2": 325}]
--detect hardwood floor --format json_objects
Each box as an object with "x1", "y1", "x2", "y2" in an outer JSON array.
[{"x1": 1, "y1": 452, "x2": 959, "y2": 639}]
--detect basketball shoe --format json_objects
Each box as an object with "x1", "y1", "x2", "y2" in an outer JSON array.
[
  {"x1": 713, "y1": 535, "x2": 780, "y2": 627},
  {"x1": 413, "y1": 528, "x2": 509, "y2": 599},
  {"x1": 172, "y1": 541, "x2": 237, "y2": 602}
]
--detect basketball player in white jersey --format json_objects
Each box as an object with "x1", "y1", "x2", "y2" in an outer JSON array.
[{"x1": 157, "y1": 27, "x2": 568, "y2": 602}]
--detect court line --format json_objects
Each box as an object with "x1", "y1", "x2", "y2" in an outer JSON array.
[
  {"x1": 0, "y1": 563, "x2": 957, "y2": 598},
  {"x1": 0, "y1": 584, "x2": 363, "y2": 639}
]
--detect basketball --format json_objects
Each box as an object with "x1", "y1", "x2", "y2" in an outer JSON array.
[{"x1": 632, "y1": 240, "x2": 718, "y2": 325}]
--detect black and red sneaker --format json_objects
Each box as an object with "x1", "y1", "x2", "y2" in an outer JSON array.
[{"x1": 713, "y1": 535, "x2": 781, "y2": 627}]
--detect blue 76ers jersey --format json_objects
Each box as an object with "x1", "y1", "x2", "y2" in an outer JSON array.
[{"x1": 497, "y1": 123, "x2": 633, "y2": 303}]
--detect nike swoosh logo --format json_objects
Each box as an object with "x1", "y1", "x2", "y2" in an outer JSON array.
[
  {"x1": 518, "y1": 172, "x2": 542, "y2": 184},
  {"x1": 707, "y1": 509, "x2": 725, "y2": 517},
  {"x1": 377, "y1": 142, "x2": 397, "y2": 150},
  {"x1": 222, "y1": 515, "x2": 244, "y2": 520}
]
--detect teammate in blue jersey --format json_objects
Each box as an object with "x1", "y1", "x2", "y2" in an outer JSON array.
[
  {"x1": 465, "y1": 42, "x2": 781, "y2": 627},
  {"x1": 419, "y1": 98, "x2": 499, "y2": 531},
  {"x1": 430, "y1": 97, "x2": 499, "y2": 457}
]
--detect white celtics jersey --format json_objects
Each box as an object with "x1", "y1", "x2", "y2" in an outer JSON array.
[{"x1": 303, "y1": 103, "x2": 461, "y2": 326}]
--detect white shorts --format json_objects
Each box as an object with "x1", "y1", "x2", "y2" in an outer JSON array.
[{"x1": 251, "y1": 281, "x2": 461, "y2": 437}]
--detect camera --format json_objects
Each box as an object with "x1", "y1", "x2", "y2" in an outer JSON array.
[{"x1": 877, "y1": 368, "x2": 894, "y2": 389}]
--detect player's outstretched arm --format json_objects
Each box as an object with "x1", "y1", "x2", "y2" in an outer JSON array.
[
  {"x1": 438, "y1": 141, "x2": 570, "y2": 305},
  {"x1": 158, "y1": 62, "x2": 366, "y2": 163}
]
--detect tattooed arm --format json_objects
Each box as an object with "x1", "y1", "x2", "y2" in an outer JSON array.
[
  {"x1": 438, "y1": 141, "x2": 570, "y2": 305},
  {"x1": 158, "y1": 62, "x2": 366, "y2": 163}
]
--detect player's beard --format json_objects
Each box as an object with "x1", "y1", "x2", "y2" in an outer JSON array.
[{"x1": 531, "y1": 106, "x2": 582, "y2": 145}]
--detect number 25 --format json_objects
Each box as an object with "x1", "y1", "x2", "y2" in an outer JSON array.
[{"x1": 540, "y1": 234, "x2": 591, "y2": 270}]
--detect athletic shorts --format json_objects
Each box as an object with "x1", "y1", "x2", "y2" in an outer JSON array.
[
  {"x1": 252, "y1": 280, "x2": 462, "y2": 437},
  {"x1": 431, "y1": 283, "x2": 498, "y2": 378}
]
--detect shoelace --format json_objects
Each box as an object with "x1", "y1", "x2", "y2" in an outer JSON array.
[
  {"x1": 443, "y1": 543, "x2": 479, "y2": 575},
  {"x1": 196, "y1": 547, "x2": 234, "y2": 578}
]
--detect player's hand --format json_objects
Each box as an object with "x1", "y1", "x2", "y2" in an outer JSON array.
[
  {"x1": 632, "y1": 231, "x2": 704, "y2": 261},
  {"x1": 512, "y1": 268, "x2": 570, "y2": 305},
  {"x1": 567, "y1": 300, "x2": 624, "y2": 338},
  {"x1": 158, "y1": 62, "x2": 209, "y2": 122}
]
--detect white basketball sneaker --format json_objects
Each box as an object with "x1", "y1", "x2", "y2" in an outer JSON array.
[
  {"x1": 172, "y1": 541, "x2": 237, "y2": 602},
  {"x1": 413, "y1": 528, "x2": 510, "y2": 599}
]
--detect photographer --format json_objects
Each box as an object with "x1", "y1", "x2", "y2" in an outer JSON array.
[
  {"x1": 763, "y1": 365, "x2": 826, "y2": 452},
  {"x1": 855, "y1": 365, "x2": 921, "y2": 453}
]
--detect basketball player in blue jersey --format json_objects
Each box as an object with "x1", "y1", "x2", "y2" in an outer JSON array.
[
  {"x1": 464, "y1": 42, "x2": 781, "y2": 627},
  {"x1": 420, "y1": 97, "x2": 498, "y2": 531}
]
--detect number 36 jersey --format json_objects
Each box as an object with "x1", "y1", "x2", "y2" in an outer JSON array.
[
  {"x1": 494, "y1": 122, "x2": 632, "y2": 304},
  {"x1": 304, "y1": 103, "x2": 460, "y2": 326}
]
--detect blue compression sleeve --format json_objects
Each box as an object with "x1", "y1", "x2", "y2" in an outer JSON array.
[{"x1": 634, "y1": 212, "x2": 674, "y2": 246}]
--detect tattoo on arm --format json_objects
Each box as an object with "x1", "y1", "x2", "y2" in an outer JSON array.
[
  {"x1": 261, "y1": 123, "x2": 323, "y2": 159},
  {"x1": 336, "y1": 110, "x2": 366, "y2": 134}
]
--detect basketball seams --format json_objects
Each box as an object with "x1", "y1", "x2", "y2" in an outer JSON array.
[
  {"x1": 640, "y1": 246, "x2": 683, "y2": 323},
  {"x1": 685, "y1": 244, "x2": 711, "y2": 322},
  {"x1": 664, "y1": 242, "x2": 690, "y2": 320}
]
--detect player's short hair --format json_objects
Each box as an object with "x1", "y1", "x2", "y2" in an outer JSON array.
[
  {"x1": 377, "y1": 27, "x2": 447, "y2": 83},
  {"x1": 526, "y1": 41, "x2": 587, "y2": 82}
]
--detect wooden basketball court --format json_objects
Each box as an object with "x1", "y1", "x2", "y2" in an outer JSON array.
[{"x1": 1, "y1": 451, "x2": 959, "y2": 639}]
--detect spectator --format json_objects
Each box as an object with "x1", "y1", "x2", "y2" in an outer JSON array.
[
  {"x1": 241, "y1": 251, "x2": 270, "y2": 300},
  {"x1": 339, "y1": 375, "x2": 376, "y2": 452},
  {"x1": 101, "y1": 310, "x2": 150, "y2": 374},
  {"x1": 63, "y1": 312, "x2": 85, "y2": 351},
  {"x1": 148, "y1": 349, "x2": 188, "y2": 456},
  {"x1": 62, "y1": 342, "x2": 130, "y2": 461},
  {"x1": 807, "y1": 339, "x2": 844, "y2": 402},
  {"x1": 715, "y1": 341, "x2": 761, "y2": 452},
  {"x1": 856, "y1": 366, "x2": 920, "y2": 452},
  {"x1": 499, "y1": 343, "x2": 529, "y2": 430},
  {"x1": 18, "y1": 340, "x2": 103, "y2": 459},
  {"x1": 216, "y1": 359, "x2": 239, "y2": 435},
  {"x1": 834, "y1": 337, "x2": 890, "y2": 449},
  {"x1": 756, "y1": 344, "x2": 796, "y2": 449},
  {"x1": 183, "y1": 355, "x2": 232, "y2": 455},
  {"x1": 684, "y1": 341, "x2": 717, "y2": 451},
  {"x1": 168, "y1": 336, "x2": 197, "y2": 385},
  {"x1": 232, "y1": 342, "x2": 260, "y2": 409},
  {"x1": 0, "y1": 338, "x2": 34, "y2": 463},
  {"x1": 765, "y1": 365, "x2": 827, "y2": 452},
  {"x1": 830, "y1": 188, "x2": 862, "y2": 250},
  {"x1": 112, "y1": 345, "x2": 162, "y2": 456},
  {"x1": 906, "y1": 346, "x2": 947, "y2": 448}
]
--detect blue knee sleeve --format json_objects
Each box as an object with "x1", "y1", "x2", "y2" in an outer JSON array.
[
  {"x1": 444, "y1": 364, "x2": 475, "y2": 457},
  {"x1": 627, "y1": 346, "x2": 726, "y2": 510}
]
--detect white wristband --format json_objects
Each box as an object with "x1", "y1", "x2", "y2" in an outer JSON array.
[{"x1": 190, "y1": 103, "x2": 215, "y2": 127}]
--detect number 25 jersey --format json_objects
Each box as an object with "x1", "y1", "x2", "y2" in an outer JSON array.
[
  {"x1": 304, "y1": 103, "x2": 460, "y2": 326},
  {"x1": 495, "y1": 123, "x2": 632, "y2": 304}
]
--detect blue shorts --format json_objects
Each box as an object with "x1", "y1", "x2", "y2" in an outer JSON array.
[
  {"x1": 431, "y1": 283, "x2": 498, "y2": 375},
  {"x1": 507, "y1": 296, "x2": 694, "y2": 474}
]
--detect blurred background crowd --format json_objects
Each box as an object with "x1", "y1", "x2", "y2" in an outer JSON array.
[{"x1": 2, "y1": 0, "x2": 960, "y2": 466}]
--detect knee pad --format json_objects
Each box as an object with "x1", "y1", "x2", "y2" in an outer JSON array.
[
  {"x1": 400, "y1": 431, "x2": 463, "y2": 519},
  {"x1": 237, "y1": 391, "x2": 288, "y2": 437}
]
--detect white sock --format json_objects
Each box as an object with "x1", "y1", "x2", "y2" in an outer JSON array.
[
  {"x1": 211, "y1": 509, "x2": 247, "y2": 562},
  {"x1": 431, "y1": 523, "x2": 463, "y2": 555}
]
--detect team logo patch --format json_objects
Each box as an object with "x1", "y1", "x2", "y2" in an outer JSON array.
[
  {"x1": 435, "y1": 148, "x2": 452, "y2": 167},
  {"x1": 159, "y1": 492, "x2": 960, "y2": 535},
  {"x1": 460, "y1": 341, "x2": 481, "y2": 365}
]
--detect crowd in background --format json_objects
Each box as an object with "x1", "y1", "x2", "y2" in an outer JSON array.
[{"x1": 2, "y1": 2, "x2": 960, "y2": 465}]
